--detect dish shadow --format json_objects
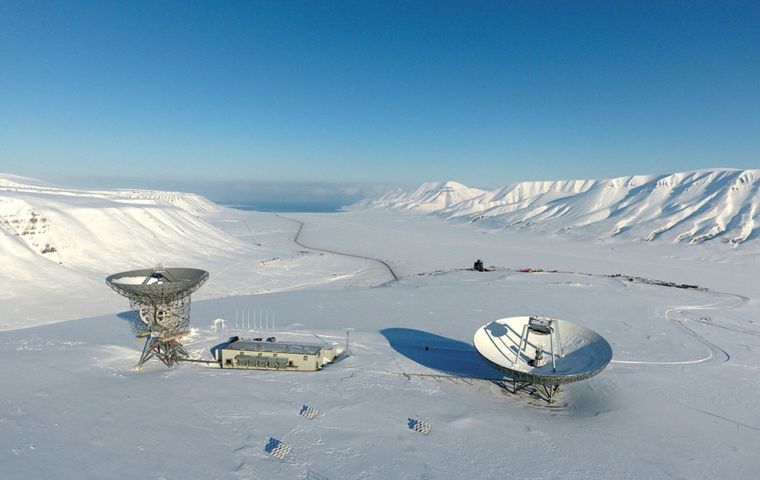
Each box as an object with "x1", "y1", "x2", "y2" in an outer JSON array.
[
  {"x1": 116, "y1": 310, "x2": 146, "y2": 337},
  {"x1": 380, "y1": 327, "x2": 501, "y2": 379}
]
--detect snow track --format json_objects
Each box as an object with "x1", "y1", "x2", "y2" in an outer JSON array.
[
  {"x1": 611, "y1": 292, "x2": 745, "y2": 366},
  {"x1": 278, "y1": 215, "x2": 399, "y2": 282},
  {"x1": 504, "y1": 268, "x2": 744, "y2": 368}
]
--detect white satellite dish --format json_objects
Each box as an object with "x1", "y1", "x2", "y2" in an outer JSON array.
[{"x1": 473, "y1": 316, "x2": 612, "y2": 403}]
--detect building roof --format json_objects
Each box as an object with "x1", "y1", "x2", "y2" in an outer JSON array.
[{"x1": 225, "y1": 340, "x2": 327, "y2": 356}]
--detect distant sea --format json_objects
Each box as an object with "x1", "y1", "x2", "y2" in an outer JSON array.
[{"x1": 221, "y1": 202, "x2": 346, "y2": 213}]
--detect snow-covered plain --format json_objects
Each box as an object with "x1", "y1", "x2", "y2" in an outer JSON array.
[{"x1": 1, "y1": 172, "x2": 759, "y2": 479}]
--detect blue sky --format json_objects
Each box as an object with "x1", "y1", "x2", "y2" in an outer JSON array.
[{"x1": 1, "y1": 1, "x2": 758, "y2": 202}]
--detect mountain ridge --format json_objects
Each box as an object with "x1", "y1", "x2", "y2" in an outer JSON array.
[{"x1": 354, "y1": 168, "x2": 760, "y2": 245}]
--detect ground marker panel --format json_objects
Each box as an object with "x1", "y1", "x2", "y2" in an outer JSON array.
[
  {"x1": 299, "y1": 404, "x2": 319, "y2": 419},
  {"x1": 264, "y1": 437, "x2": 292, "y2": 460},
  {"x1": 407, "y1": 418, "x2": 432, "y2": 435}
]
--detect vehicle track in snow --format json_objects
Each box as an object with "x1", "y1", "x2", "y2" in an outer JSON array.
[
  {"x1": 609, "y1": 291, "x2": 746, "y2": 367},
  {"x1": 504, "y1": 268, "x2": 745, "y2": 367},
  {"x1": 277, "y1": 215, "x2": 399, "y2": 283}
]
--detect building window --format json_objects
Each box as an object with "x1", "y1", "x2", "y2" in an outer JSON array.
[
  {"x1": 303, "y1": 356, "x2": 308, "y2": 361},
  {"x1": 273, "y1": 353, "x2": 277, "y2": 357}
]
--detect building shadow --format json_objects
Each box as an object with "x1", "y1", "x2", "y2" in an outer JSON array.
[{"x1": 380, "y1": 327, "x2": 501, "y2": 379}]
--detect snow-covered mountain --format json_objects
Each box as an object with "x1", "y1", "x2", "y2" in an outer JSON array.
[
  {"x1": 0, "y1": 173, "x2": 240, "y2": 272},
  {"x1": 354, "y1": 181, "x2": 487, "y2": 213},
  {"x1": 355, "y1": 169, "x2": 760, "y2": 245}
]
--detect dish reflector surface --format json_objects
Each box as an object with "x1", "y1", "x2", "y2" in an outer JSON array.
[
  {"x1": 106, "y1": 267, "x2": 208, "y2": 304},
  {"x1": 473, "y1": 316, "x2": 612, "y2": 386}
]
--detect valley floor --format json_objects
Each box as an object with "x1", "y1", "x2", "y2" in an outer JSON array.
[{"x1": 1, "y1": 210, "x2": 759, "y2": 479}]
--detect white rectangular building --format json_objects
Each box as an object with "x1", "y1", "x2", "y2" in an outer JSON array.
[{"x1": 216, "y1": 339, "x2": 336, "y2": 371}]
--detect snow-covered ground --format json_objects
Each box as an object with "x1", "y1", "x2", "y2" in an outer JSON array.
[{"x1": 1, "y1": 173, "x2": 759, "y2": 479}]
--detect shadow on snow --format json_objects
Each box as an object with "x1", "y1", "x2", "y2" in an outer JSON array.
[{"x1": 380, "y1": 327, "x2": 501, "y2": 379}]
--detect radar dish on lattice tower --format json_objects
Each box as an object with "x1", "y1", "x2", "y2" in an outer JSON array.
[
  {"x1": 106, "y1": 266, "x2": 209, "y2": 369},
  {"x1": 473, "y1": 316, "x2": 612, "y2": 403}
]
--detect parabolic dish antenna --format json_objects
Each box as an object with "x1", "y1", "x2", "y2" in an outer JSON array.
[
  {"x1": 473, "y1": 316, "x2": 612, "y2": 403},
  {"x1": 106, "y1": 266, "x2": 209, "y2": 369}
]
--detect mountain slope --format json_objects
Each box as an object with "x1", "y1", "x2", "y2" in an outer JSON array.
[
  {"x1": 0, "y1": 175, "x2": 241, "y2": 271},
  {"x1": 355, "y1": 169, "x2": 760, "y2": 245},
  {"x1": 354, "y1": 181, "x2": 487, "y2": 213}
]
